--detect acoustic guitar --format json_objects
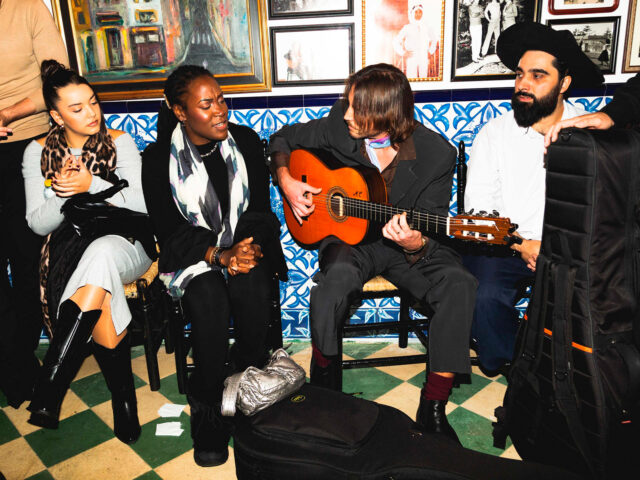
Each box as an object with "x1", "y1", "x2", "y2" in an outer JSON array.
[{"x1": 282, "y1": 149, "x2": 518, "y2": 249}]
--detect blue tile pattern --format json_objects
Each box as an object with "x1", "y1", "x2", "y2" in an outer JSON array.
[{"x1": 107, "y1": 95, "x2": 610, "y2": 338}]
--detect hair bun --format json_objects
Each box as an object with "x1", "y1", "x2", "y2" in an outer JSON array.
[{"x1": 40, "y1": 59, "x2": 68, "y2": 84}]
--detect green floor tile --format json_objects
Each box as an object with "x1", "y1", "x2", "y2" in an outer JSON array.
[
  {"x1": 25, "y1": 409, "x2": 113, "y2": 467},
  {"x1": 70, "y1": 372, "x2": 145, "y2": 407},
  {"x1": 0, "y1": 410, "x2": 19, "y2": 444},
  {"x1": 449, "y1": 373, "x2": 492, "y2": 405},
  {"x1": 35, "y1": 345, "x2": 48, "y2": 362},
  {"x1": 343, "y1": 368, "x2": 403, "y2": 401},
  {"x1": 157, "y1": 373, "x2": 187, "y2": 405},
  {"x1": 342, "y1": 342, "x2": 388, "y2": 360},
  {"x1": 0, "y1": 390, "x2": 7, "y2": 408},
  {"x1": 283, "y1": 340, "x2": 310, "y2": 356},
  {"x1": 497, "y1": 376, "x2": 508, "y2": 386},
  {"x1": 448, "y1": 407, "x2": 511, "y2": 456},
  {"x1": 129, "y1": 413, "x2": 192, "y2": 468},
  {"x1": 25, "y1": 470, "x2": 55, "y2": 480},
  {"x1": 130, "y1": 345, "x2": 147, "y2": 360},
  {"x1": 133, "y1": 471, "x2": 163, "y2": 480},
  {"x1": 407, "y1": 371, "x2": 427, "y2": 389}
]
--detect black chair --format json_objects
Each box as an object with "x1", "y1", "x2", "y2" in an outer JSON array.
[
  {"x1": 125, "y1": 259, "x2": 173, "y2": 391},
  {"x1": 169, "y1": 273, "x2": 283, "y2": 395}
]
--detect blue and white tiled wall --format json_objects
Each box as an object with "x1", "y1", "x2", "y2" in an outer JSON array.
[{"x1": 104, "y1": 89, "x2": 611, "y2": 339}]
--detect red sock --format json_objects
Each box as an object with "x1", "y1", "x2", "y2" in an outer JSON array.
[
  {"x1": 423, "y1": 372, "x2": 454, "y2": 401},
  {"x1": 312, "y1": 344, "x2": 332, "y2": 368}
]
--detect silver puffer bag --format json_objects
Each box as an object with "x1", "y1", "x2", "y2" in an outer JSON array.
[{"x1": 221, "y1": 348, "x2": 306, "y2": 417}]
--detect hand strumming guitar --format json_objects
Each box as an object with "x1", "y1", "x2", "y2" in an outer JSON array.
[{"x1": 273, "y1": 152, "x2": 322, "y2": 225}]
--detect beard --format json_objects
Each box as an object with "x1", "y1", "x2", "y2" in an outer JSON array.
[{"x1": 511, "y1": 81, "x2": 563, "y2": 128}]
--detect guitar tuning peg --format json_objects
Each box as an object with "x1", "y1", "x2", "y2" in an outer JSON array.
[
  {"x1": 466, "y1": 208, "x2": 474, "y2": 215},
  {"x1": 492, "y1": 210, "x2": 499, "y2": 216},
  {"x1": 478, "y1": 210, "x2": 487, "y2": 217}
]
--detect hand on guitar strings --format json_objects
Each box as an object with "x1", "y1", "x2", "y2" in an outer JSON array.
[
  {"x1": 382, "y1": 213, "x2": 424, "y2": 252},
  {"x1": 221, "y1": 237, "x2": 263, "y2": 276},
  {"x1": 278, "y1": 168, "x2": 322, "y2": 224}
]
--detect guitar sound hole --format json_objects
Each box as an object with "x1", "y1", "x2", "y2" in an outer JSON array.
[{"x1": 328, "y1": 190, "x2": 348, "y2": 222}]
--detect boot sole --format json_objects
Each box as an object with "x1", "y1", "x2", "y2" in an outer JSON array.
[
  {"x1": 27, "y1": 410, "x2": 60, "y2": 430},
  {"x1": 194, "y1": 449, "x2": 229, "y2": 467}
]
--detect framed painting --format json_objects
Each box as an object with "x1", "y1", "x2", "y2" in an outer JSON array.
[
  {"x1": 548, "y1": 0, "x2": 619, "y2": 15},
  {"x1": 52, "y1": 0, "x2": 271, "y2": 100},
  {"x1": 452, "y1": 0, "x2": 542, "y2": 82},
  {"x1": 548, "y1": 17, "x2": 619, "y2": 75},
  {"x1": 268, "y1": 0, "x2": 353, "y2": 19},
  {"x1": 624, "y1": 0, "x2": 640, "y2": 72},
  {"x1": 270, "y1": 24, "x2": 354, "y2": 86},
  {"x1": 362, "y1": 0, "x2": 445, "y2": 82}
]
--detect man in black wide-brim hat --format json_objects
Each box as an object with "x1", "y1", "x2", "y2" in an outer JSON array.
[{"x1": 462, "y1": 22, "x2": 603, "y2": 374}]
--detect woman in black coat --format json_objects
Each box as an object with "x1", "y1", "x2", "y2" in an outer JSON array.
[{"x1": 141, "y1": 65, "x2": 286, "y2": 468}]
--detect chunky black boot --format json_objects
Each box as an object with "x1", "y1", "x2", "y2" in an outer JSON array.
[
  {"x1": 92, "y1": 334, "x2": 141, "y2": 444},
  {"x1": 187, "y1": 393, "x2": 231, "y2": 467},
  {"x1": 309, "y1": 353, "x2": 342, "y2": 391},
  {"x1": 416, "y1": 397, "x2": 461, "y2": 445},
  {"x1": 27, "y1": 300, "x2": 101, "y2": 429}
]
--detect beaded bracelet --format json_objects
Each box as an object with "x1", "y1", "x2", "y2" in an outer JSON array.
[{"x1": 207, "y1": 246, "x2": 219, "y2": 265}]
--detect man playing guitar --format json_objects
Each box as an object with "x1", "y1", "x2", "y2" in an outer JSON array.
[{"x1": 269, "y1": 63, "x2": 477, "y2": 444}]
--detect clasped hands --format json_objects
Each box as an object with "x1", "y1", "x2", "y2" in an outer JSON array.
[{"x1": 220, "y1": 237, "x2": 263, "y2": 276}]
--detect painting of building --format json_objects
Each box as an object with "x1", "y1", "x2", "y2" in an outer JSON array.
[{"x1": 64, "y1": 0, "x2": 253, "y2": 82}]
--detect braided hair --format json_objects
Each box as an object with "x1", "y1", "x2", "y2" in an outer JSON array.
[{"x1": 158, "y1": 65, "x2": 214, "y2": 141}]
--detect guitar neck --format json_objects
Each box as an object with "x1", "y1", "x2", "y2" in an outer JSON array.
[{"x1": 334, "y1": 197, "x2": 450, "y2": 236}]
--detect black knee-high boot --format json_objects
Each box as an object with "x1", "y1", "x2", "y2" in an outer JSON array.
[
  {"x1": 187, "y1": 375, "x2": 230, "y2": 467},
  {"x1": 28, "y1": 300, "x2": 101, "y2": 429},
  {"x1": 92, "y1": 334, "x2": 141, "y2": 444}
]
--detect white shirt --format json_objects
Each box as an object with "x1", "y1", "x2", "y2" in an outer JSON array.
[{"x1": 465, "y1": 101, "x2": 585, "y2": 241}]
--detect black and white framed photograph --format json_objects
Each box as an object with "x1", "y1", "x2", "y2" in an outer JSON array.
[
  {"x1": 268, "y1": 0, "x2": 353, "y2": 19},
  {"x1": 452, "y1": 0, "x2": 542, "y2": 81},
  {"x1": 270, "y1": 24, "x2": 354, "y2": 86},
  {"x1": 548, "y1": 17, "x2": 619, "y2": 74},
  {"x1": 549, "y1": 0, "x2": 619, "y2": 15}
]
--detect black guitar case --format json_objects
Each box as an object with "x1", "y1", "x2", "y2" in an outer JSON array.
[
  {"x1": 233, "y1": 383, "x2": 580, "y2": 480},
  {"x1": 493, "y1": 128, "x2": 640, "y2": 479}
]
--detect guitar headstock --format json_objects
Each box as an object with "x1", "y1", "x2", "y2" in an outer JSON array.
[{"x1": 450, "y1": 212, "x2": 518, "y2": 245}]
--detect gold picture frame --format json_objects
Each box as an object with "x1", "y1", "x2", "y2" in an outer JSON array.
[{"x1": 52, "y1": 0, "x2": 271, "y2": 100}]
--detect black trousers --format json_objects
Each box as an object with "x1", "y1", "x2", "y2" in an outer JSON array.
[
  {"x1": 181, "y1": 259, "x2": 272, "y2": 403},
  {"x1": 0, "y1": 138, "x2": 44, "y2": 404},
  {"x1": 310, "y1": 238, "x2": 478, "y2": 374}
]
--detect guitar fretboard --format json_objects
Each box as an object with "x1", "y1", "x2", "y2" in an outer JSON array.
[{"x1": 330, "y1": 196, "x2": 449, "y2": 235}]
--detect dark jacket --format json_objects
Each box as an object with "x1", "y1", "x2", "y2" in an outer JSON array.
[{"x1": 601, "y1": 73, "x2": 640, "y2": 127}]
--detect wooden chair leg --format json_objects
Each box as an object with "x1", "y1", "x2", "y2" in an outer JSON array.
[
  {"x1": 163, "y1": 292, "x2": 175, "y2": 355},
  {"x1": 399, "y1": 293, "x2": 410, "y2": 349},
  {"x1": 268, "y1": 275, "x2": 283, "y2": 351},
  {"x1": 170, "y1": 297, "x2": 188, "y2": 395},
  {"x1": 137, "y1": 280, "x2": 161, "y2": 391}
]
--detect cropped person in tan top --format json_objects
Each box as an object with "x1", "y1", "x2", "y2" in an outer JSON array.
[{"x1": 0, "y1": 0, "x2": 69, "y2": 409}]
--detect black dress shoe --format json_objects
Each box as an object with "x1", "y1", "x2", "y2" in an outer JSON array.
[
  {"x1": 188, "y1": 394, "x2": 230, "y2": 467},
  {"x1": 416, "y1": 397, "x2": 461, "y2": 445}
]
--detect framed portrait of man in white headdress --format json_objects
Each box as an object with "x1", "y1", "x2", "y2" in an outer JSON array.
[
  {"x1": 362, "y1": 0, "x2": 445, "y2": 81},
  {"x1": 451, "y1": 0, "x2": 541, "y2": 81}
]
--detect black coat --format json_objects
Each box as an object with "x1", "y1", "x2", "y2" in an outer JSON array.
[{"x1": 601, "y1": 72, "x2": 640, "y2": 127}]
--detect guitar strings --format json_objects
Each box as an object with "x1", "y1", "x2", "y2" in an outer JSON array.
[{"x1": 301, "y1": 193, "x2": 501, "y2": 229}]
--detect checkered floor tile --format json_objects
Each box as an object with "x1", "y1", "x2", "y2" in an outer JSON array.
[{"x1": 0, "y1": 341, "x2": 520, "y2": 479}]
